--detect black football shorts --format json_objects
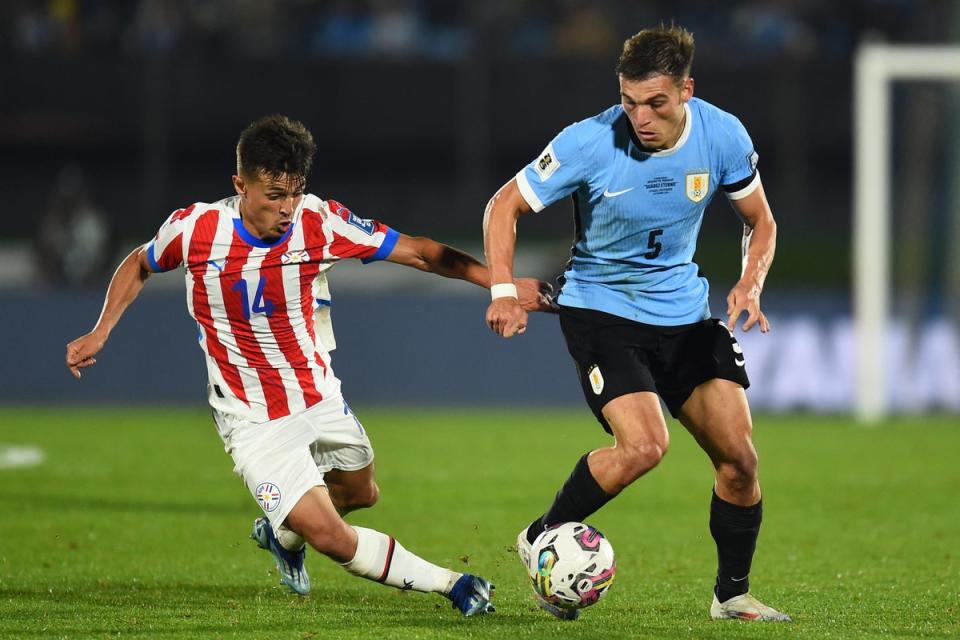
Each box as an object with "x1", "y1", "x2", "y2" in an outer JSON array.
[{"x1": 559, "y1": 305, "x2": 750, "y2": 433}]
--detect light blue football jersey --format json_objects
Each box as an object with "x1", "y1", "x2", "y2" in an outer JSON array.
[{"x1": 516, "y1": 97, "x2": 760, "y2": 326}]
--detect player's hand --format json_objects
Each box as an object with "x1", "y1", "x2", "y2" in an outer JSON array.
[
  {"x1": 726, "y1": 281, "x2": 770, "y2": 333},
  {"x1": 515, "y1": 278, "x2": 557, "y2": 314},
  {"x1": 66, "y1": 331, "x2": 106, "y2": 379},
  {"x1": 486, "y1": 297, "x2": 528, "y2": 338}
]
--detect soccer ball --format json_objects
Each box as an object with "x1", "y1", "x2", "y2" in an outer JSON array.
[{"x1": 528, "y1": 521, "x2": 616, "y2": 609}]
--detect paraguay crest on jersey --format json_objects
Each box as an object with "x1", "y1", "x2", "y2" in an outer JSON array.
[
  {"x1": 685, "y1": 170, "x2": 710, "y2": 203},
  {"x1": 255, "y1": 482, "x2": 282, "y2": 512},
  {"x1": 281, "y1": 249, "x2": 310, "y2": 264}
]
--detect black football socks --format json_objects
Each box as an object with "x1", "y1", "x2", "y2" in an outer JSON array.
[
  {"x1": 525, "y1": 453, "x2": 615, "y2": 545},
  {"x1": 710, "y1": 489, "x2": 763, "y2": 603}
]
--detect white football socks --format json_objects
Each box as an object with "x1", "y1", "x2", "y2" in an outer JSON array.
[{"x1": 342, "y1": 526, "x2": 459, "y2": 594}]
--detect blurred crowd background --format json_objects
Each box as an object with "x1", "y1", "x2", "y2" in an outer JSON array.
[
  {"x1": 3, "y1": 0, "x2": 959, "y2": 411},
  {"x1": 5, "y1": 0, "x2": 951, "y2": 60},
  {"x1": 4, "y1": 0, "x2": 957, "y2": 285}
]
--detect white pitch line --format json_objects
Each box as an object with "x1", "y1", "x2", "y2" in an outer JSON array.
[{"x1": 0, "y1": 445, "x2": 45, "y2": 469}]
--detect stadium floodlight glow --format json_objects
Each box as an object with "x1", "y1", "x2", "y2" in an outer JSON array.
[{"x1": 854, "y1": 44, "x2": 960, "y2": 423}]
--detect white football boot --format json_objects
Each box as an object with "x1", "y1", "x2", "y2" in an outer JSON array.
[
  {"x1": 516, "y1": 527, "x2": 533, "y2": 573},
  {"x1": 710, "y1": 592, "x2": 792, "y2": 621},
  {"x1": 517, "y1": 525, "x2": 580, "y2": 621}
]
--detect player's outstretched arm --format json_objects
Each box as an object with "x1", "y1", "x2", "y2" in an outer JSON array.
[
  {"x1": 66, "y1": 244, "x2": 155, "y2": 379},
  {"x1": 727, "y1": 181, "x2": 777, "y2": 333},
  {"x1": 482, "y1": 178, "x2": 537, "y2": 338},
  {"x1": 384, "y1": 231, "x2": 553, "y2": 314}
]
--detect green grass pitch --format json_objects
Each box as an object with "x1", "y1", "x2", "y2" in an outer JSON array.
[{"x1": 1, "y1": 407, "x2": 957, "y2": 639}]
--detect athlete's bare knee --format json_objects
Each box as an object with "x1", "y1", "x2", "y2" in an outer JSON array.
[
  {"x1": 334, "y1": 481, "x2": 379, "y2": 513},
  {"x1": 350, "y1": 481, "x2": 379, "y2": 510},
  {"x1": 612, "y1": 439, "x2": 667, "y2": 488},
  {"x1": 716, "y1": 452, "x2": 758, "y2": 492},
  {"x1": 628, "y1": 439, "x2": 668, "y2": 471}
]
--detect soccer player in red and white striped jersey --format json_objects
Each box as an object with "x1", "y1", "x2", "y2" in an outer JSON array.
[
  {"x1": 146, "y1": 190, "x2": 398, "y2": 423},
  {"x1": 65, "y1": 115, "x2": 553, "y2": 615}
]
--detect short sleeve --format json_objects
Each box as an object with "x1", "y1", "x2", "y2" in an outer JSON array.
[
  {"x1": 323, "y1": 199, "x2": 399, "y2": 264},
  {"x1": 145, "y1": 204, "x2": 193, "y2": 272},
  {"x1": 515, "y1": 123, "x2": 589, "y2": 212},
  {"x1": 718, "y1": 115, "x2": 760, "y2": 200}
]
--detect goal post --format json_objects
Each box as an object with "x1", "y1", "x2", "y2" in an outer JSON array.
[{"x1": 854, "y1": 43, "x2": 960, "y2": 423}]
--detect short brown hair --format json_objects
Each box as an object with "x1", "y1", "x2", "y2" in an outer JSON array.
[
  {"x1": 616, "y1": 25, "x2": 695, "y2": 85},
  {"x1": 236, "y1": 115, "x2": 316, "y2": 182}
]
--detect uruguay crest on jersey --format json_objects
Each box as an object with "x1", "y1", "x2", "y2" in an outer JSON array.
[
  {"x1": 685, "y1": 170, "x2": 710, "y2": 203},
  {"x1": 514, "y1": 97, "x2": 760, "y2": 326}
]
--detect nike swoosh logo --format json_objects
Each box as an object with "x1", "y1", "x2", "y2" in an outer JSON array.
[
  {"x1": 603, "y1": 187, "x2": 635, "y2": 198},
  {"x1": 730, "y1": 575, "x2": 748, "y2": 582}
]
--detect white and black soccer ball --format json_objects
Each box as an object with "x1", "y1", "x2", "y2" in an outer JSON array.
[{"x1": 528, "y1": 521, "x2": 616, "y2": 609}]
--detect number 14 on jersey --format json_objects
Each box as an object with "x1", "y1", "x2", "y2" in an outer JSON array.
[{"x1": 232, "y1": 277, "x2": 275, "y2": 319}]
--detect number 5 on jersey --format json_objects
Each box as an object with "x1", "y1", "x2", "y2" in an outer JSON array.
[
  {"x1": 644, "y1": 229, "x2": 664, "y2": 259},
  {"x1": 233, "y1": 277, "x2": 275, "y2": 319}
]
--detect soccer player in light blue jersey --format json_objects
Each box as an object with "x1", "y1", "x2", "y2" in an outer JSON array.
[{"x1": 483, "y1": 26, "x2": 790, "y2": 622}]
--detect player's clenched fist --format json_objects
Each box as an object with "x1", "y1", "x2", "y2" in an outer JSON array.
[
  {"x1": 66, "y1": 331, "x2": 106, "y2": 379},
  {"x1": 486, "y1": 297, "x2": 528, "y2": 338}
]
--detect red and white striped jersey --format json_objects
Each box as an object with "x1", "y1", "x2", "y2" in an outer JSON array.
[{"x1": 146, "y1": 194, "x2": 398, "y2": 423}]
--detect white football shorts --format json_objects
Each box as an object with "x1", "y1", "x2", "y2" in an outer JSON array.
[{"x1": 212, "y1": 393, "x2": 374, "y2": 528}]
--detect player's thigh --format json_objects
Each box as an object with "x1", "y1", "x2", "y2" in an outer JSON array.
[
  {"x1": 600, "y1": 391, "x2": 670, "y2": 453},
  {"x1": 677, "y1": 377, "x2": 755, "y2": 467},
  {"x1": 559, "y1": 305, "x2": 661, "y2": 435}
]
